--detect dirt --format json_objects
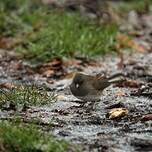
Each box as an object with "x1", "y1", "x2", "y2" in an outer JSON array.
[{"x1": 1, "y1": 50, "x2": 152, "y2": 152}]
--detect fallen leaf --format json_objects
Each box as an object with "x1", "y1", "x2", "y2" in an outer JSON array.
[
  {"x1": 25, "y1": 66, "x2": 35, "y2": 75},
  {"x1": 36, "y1": 58, "x2": 64, "y2": 77},
  {"x1": 116, "y1": 34, "x2": 146, "y2": 52},
  {"x1": 140, "y1": 114, "x2": 152, "y2": 122},
  {"x1": 53, "y1": 109, "x2": 69, "y2": 115},
  {"x1": 0, "y1": 82, "x2": 16, "y2": 89},
  {"x1": 43, "y1": 70, "x2": 54, "y2": 77},
  {"x1": 0, "y1": 37, "x2": 14, "y2": 49},
  {"x1": 115, "y1": 79, "x2": 140, "y2": 88},
  {"x1": 0, "y1": 37, "x2": 23, "y2": 49},
  {"x1": 57, "y1": 95, "x2": 69, "y2": 101},
  {"x1": 44, "y1": 58, "x2": 62, "y2": 70},
  {"x1": 108, "y1": 108, "x2": 128, "y2": 119},
  {"x1": 105, "y1": 102, "x2": 125, "y2": 109},
  {"x1": 64, "y1": 59, "x2": 82, "y2": 67},
  {"x1": 128, "y1": 31, "x2": 144, "y2": 37},
  {"x1": 10, "y1": 61, "x2": 22, "y2": 70},
  {"x1": 115, "y1": 91, "x2": 126, "y2": 97},
  {"x1": 46, "y1": 80, "x2": 54, "y2": 84}
]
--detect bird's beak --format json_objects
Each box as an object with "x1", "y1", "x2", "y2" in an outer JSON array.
[{"x1": 76, "y1": 83, "x2": 79, "y2": 88}]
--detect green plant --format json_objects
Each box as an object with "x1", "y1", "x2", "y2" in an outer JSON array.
[
  {"x1": 1, "y1": 0, "x2": 151, "y2": 62},
  {"x1": 0, "y1": 85, "x2": 56, "y2": 110},
  {"x1": 0, "y1": 121, "x2": 76, "y2": 152},
  {"x1": 19, "y1": 11, "x2": 117, "y2": 62},
  {"x1": 111, "y1": 0, "x2": 151, "y2": 14},
  {"x1": 0, "y1": 0, "x2": 118, "y2": 62},
  {"x1": 0, "y1": 0, "x2": 42, "y2": 36}
]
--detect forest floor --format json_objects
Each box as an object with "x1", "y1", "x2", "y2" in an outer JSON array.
[{"x1": 1, "y1": 0, "x2": 152, "y2": 152}]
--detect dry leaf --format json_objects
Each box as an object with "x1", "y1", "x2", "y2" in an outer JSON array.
[
  {"x1": 25, "y1": 66, "x2": 35, "y2": 75},
  {"x1": 43, "y1": 70, "x2": 54, "y2": 77},
  {"x1": 10, "y1": 61, "x2": 22, "y2": 70},
  {"x1": 46, "y1": 80, "x2": 54, "y2": 84},
  {"x1": 37, "y1": 58, "x2": 64, "y2": 77},
  {"x1": 0, "y1": 37, "x2": 23, "y2": 49},
  {"x1": 128, "y1": 31, "x2": 144, "y2": 37},
  {"x1": 0, "y1": 37, "x2": 14, "y2": 49},
  {"x1": 115, "y1": 91, "x2": 126, "y2": 97},
  {"x1": 64, "y1": 59, "x2": 82, "y2": 67},
  {"x1": 141, "y1": 114, "x2": 152, "y2": 122},
  {"x1": 45, "y1": 58, "x2": 62, "y2": 70},
  {"x1": 0, "y1": 82, "x2": 16, "y2": 89},
  {"x1": 57, "y1": 95, "x2": 69, "y2": 101},
  {"x1": 115, "y1": 79, "x2": 140, "y2": 88},
  {"x1": 105, "y1": 102, "x2": 125, "y2": 109},
  {"x1": 116, "y1": 34, "x2": 145, "y2": 52},
  {"x1": 108, "y1": 108, "x2": 128, "y2": 119}
]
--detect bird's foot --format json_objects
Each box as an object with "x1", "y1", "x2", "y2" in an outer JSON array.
[
  {"x1": 78, "y1": 102, "x2": 86, "y2": 108},
  {"x1": 85, "y1": 102, "x2": 96, "y2": 113}
]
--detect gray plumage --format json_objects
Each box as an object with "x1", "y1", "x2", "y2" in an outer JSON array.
[{"x1": 70, "y1": 72, "x2": 125, "y2": 102}]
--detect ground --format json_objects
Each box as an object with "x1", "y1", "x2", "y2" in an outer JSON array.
[{"x1": 0, "y1": 0, "x2": 152, "y2": 152}]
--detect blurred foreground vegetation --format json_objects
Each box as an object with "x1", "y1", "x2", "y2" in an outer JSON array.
[
  {"x1": 0, "y1": 121, "x2": 77, "y2": 152},
  {"x1": 0, "y1": 0, "x2": 151, "y2": 62}
]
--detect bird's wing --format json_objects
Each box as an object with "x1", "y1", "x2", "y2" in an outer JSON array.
[{"x1": 91, "y1": 77, "x2": 109, "y2": 91}]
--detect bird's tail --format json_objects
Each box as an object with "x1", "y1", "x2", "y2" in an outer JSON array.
[{"x1": 108, "y1": 73, "x2": 126, "y2": 83}]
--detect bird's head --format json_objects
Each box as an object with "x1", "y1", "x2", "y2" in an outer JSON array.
[{"x1": 72, "y1": 73, "x2": 87, "y2": 89}]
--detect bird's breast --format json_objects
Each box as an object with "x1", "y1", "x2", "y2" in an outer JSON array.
[
  {"x1": 70, "y1": 84, "x2": 89, "y2": 97},
  {"x1": 70, "y1": 83, "x2": 102, "y2": 102}
]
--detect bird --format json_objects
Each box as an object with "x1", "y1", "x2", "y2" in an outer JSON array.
[{"x1": 70, "y1": 72, "x2": 126, "y2": 103}]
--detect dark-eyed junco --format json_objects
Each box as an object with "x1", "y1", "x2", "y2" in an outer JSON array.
[{"x1": 70, "y1": 72, "x2": 126, "y2": 102}]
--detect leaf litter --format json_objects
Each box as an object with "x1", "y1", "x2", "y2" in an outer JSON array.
[{"x1": 1, "y1": 50, "x2": 152, "y2": 151}]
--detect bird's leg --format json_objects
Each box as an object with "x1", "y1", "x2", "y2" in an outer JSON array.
[
  {"x1": 85, "y1": 101, "x2": 96, "y2": 113},
  {"x1": 79, "y1": 102, "x2": 86, "y2": 108},
  {"x1": 86, "y1": 99, "x2": 101, "y2": 113}
]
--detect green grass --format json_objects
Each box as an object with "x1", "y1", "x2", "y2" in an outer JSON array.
[
  {"x1": 0, "y1": 0, "x2": 42, "y2": 36},
  {"x1": 0, "y1": 121, "x2": 77, "y2": 152},
  {"x1": 19, "y1": 11, "x2": 117, "y2": 62},
  {"x1": 110, "y1": 0, "x2": 151, "y2": 14},
  {"x1": 0, "y1": 85, "x2": 56, "y2": 110},
  {"x1": 0, "y1": 0, "x2": 151, "y2": 62},
  {"x1": 0, "y1": 0, "x2": 118, "y2": 62}
]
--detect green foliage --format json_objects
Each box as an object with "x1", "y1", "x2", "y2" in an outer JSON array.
[
  {"x1": 0, "y1": 121, "x2": 75, "y2": 152},
  {"x1": 1, "y1": 0, "x2": 151, "y2": 62},
  {"x1": 0, "y1": 85, "x2": 56, "y2": 110},
  {"x1": 111, "y1": 0, "x2": 151, "y2": 14},
  {"x1": 0, "y1": 0, "x2": 118, "y2": 62},
  {"x1": 20, "y1": 11, "x2": 117, "y2": 62},
  {"x1": 0, "y1": 0, "x2": 42, "y2": 36}
]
